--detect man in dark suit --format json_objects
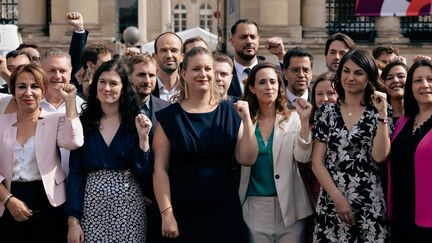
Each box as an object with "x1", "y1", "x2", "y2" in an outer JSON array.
[
  {"x1": 125, "y1": 53, "x2": 169, "y2": 243},
  {"x1": 228, "y1": 19, "x2": 261, "y2": 98},
  {"x1": 282, "y1": 47, "x2": 314, "y2": 109}
]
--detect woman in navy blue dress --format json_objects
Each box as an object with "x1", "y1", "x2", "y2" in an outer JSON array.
[
  {"x1": 65, "y1": 60, "x2": 152, "y2": 243},
  {"x1": 153, "y1": 47, "x2": 258, "y2": 243}
]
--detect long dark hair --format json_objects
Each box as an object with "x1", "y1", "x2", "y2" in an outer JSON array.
[
  {"x1": 335, "y1": 49, "x2": 383, "y2": 106},
  {"x1": 404, "y1": 59, "x2": 432, "y2": 118},
  {"x1": 80, "y1": 59, "x2": 140, "y2": 130},
  {"x1": 243, "y1": 62, "x2": 291, "y2": 124}
]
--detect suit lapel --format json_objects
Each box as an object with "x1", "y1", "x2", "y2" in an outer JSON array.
[{"x1": 272, "y1": 114, "x2": 285, "y2": 165}]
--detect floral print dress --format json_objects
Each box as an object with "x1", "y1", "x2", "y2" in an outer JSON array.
[{"x1": 312, "y1": 103, "x2": 390, "y2": 243}]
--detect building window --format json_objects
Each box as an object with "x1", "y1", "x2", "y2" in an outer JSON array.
[
  {"x1": 199, "y1": 3, "x2": 213, "y2": 32},
  {"x1": 401, "y1": 15, "x2": 432, "y2": 43},
  {"x1": 174, "y1": 4, "x2": 187, "y2": 32},
  {"x1": 118, "y1": 0, "x2": 138, "y2": 35},
  {"x1": 0, "y1": 0, "x2": 18, "y2": 24},
  {"x1": 326, "y1": 0, "x2": 375, "y2": 43}
]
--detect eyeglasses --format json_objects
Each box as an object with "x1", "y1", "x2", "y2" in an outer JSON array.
[{"x1": 288, "y1": 67, "x2": 311, "y2": 76}]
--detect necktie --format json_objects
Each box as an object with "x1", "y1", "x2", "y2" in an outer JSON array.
[
  {"x1": 142, "y1": 104, "x2": 151, "y2": 120},
  {"x1": 243, "y1": 68, "x2": 251, "y2": 75}
]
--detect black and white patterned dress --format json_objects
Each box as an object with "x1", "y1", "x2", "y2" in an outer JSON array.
[{"x1": 312, "y1": 103, "x2": 390, "y2": 242}]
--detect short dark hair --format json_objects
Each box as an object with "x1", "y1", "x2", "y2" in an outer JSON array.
[
  {"x1": 380, "y1": 60, "x2": 408, "y2": 81},
  {"x1": 153, "y1": 32, "x2": 183, "y2": 54},
  {"x1": 310, "y1": 72, "x2": 335, "y2": 124},
  {"x1": 283, "y1": 47, "x2": 314, "y2": 69},
  {"x1": 6, "y1": 50, "x2": 31, "y2": 61},
  {"x1": 324, "y1": 33, "x2": 355, "y2": 56},
  {"x1": 183, "y1": 36, "x2": 208, "y2": 53},
  {"x1": 212, "y1": 52, "x2": 233, "y2": 70},
  {"x1": 230, "y1": 19, "x2": 258, "y2": 36},
  {"x1": 335, "y1": 49, "x2": 381, "y2": 106},
  {"x1": 81, "y1": 42, "x2": 113, "y2": 69},
  {"x1": 16, "y1": 43, "x2": 39, "y2": 51},
  {"x1": 404, "y1": 59, "x2": 432, "y2": 118},
  {"x1": 372, "y1": 45, "x2": 399, "y2": 60}
]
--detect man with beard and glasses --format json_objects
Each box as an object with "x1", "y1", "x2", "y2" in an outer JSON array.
[
  {"x1": 125, "y1": 54, "x2": 169, "y2": 243},
  {"x1": 152, "y1": 32, "x2": 184, "y2": 102},
  {"x1": 228, "y1": 19, "x2": 260, "y2": 98}
]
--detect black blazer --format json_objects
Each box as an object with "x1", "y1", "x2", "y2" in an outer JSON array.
[{"x1": 69, "y1": 30, "x2": 89, "y2": 92}]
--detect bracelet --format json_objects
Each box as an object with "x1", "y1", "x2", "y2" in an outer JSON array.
[
  {"x1": 160, "y1": 205, "x2": 172, "y2": 215},
  {"x1": 2, "y1": 194, "x2": 13, "y2": 207},
  {"x1": 67, "y1": 216, "x2": 80, "y2": 227}
]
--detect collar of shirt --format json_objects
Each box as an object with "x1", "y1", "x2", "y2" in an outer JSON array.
[
  {"x1": 40, "y1": 96, "x2": 84, "y2": 113},
  {"x1": 233, "y1": 58, "x2": 258, "y2": 93},
  {"x1": 285, "y1": 88, "x2": 309, "y2": 107},
  {"x1": 157, "y1": 76, "x2": 179, "y2": 102}
]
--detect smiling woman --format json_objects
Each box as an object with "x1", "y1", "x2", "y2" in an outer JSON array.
[{"x1": 0, "y1": 64, "x2": 84, "y2": 242}]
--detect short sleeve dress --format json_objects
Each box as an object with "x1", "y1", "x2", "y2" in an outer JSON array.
[
  {"x1": 156, "y1": 101, "x2": 246, "y2": 243},
  {"x1": 312, "y1": 103, "x2": 389, "y2": 242}
]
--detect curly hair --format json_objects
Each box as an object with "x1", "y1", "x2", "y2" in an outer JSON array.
[
  {"x1": 80, "y1": 59, "x2": 140, "y2": 130},
  {"x1": 243, "y1": 62, "x2": 291, "y2": 125}
]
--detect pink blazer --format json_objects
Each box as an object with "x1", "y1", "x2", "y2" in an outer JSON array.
[{"x1": 0, "y1": 112, "x2": 84, "y2": 216}]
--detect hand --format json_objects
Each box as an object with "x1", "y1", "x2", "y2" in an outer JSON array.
[
  {"x1": 371, "y1": 91, "x2": 388, "y2": 116},
  {"x1": 413, "y1": 55, "x2": 431, "y2": 63},
  {"x1": 67, "y1": 224, "x2": 84, "y2": 243},
  {"x1": 66, "y1": 12, "x2": 84, "y2": 32},
  {"x1": 135, "y1": 114, "x2": 152, "y2": 138},
  {"x1": 6, "y1": 197, "x2": 33, "y2": 222},
  {"x1": 332, "y1": 193, "x2": 355, "y2": 226},
  {"x1": 265, "y1": 37, "x2": 285, "y2": 60},
  {"x1": 161, "y1": 210, "x2": 179, "y2": 239},
  {"x1": 58, "y1": 83, "x2": 77, "y2": 102},
  {"x1": 234, "y1": 100, "x2": 251, "y2": 122},
  {"x1": 295, "y1": 98, "x2": 312, "y2": 121},
  {"x1": 0, "y1": 55, "x2": 11, "y2": 81},
  {"x1": 124, "y1": 47, "x2": 142, "y2": 57}
]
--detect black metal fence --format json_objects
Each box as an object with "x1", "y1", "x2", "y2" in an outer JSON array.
[
  {"x1": 326, "y1": 0, "x2": 376, "y2": 43},
  {"x1": 401, "y1": 15, "x2": 432, "y2": 43},
  {"x1": 0, "y1": 0, "x2": 18, "y2": 24}
]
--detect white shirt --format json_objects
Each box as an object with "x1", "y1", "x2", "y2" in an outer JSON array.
[
  {"x1": 40, "y1": 96, "x2": 84, "y2": 175},
  {"x1": 157, "y1": 77, "x2": 179, "y2": 103},
  {"x1": 12, "y1": 137, "x2": 42, "y2": 182},
  {"x1": 285, "y1": 88, "x2": 309, "y2": 108},
  {"x1": 0, "y1": 93, "x2": 13, "y2": 114},
  {"x1": 233, "y1": 58, "x2": 258, "y2": 94}
]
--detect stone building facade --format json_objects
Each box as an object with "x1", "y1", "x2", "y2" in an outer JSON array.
[{"x1": 8, "y1": 0, "x2": 432, "y2": 73}]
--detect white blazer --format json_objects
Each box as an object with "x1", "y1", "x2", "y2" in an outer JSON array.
[{"x1": 239, "y1": 112, "x2": 313, "y2": 226}]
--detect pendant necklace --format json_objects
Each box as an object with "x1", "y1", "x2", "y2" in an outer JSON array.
[{"x1": 348, "y1": 112, "x2": 353, "y2": 117}]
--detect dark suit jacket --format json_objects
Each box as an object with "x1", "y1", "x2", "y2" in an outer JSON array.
[
  {"x1": 69, "y1": 30, "x2": 89, "y2": 92},
  {"x1": 149, "y1": 95, "x2": 170, "y2": 139}
]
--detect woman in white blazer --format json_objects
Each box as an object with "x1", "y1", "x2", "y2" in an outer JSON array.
[{"x1": 240, "y1": 62, "x2": 313, "y2": 243}]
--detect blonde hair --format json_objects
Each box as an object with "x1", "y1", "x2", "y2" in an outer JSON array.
[{"x1": 173, "y1": 47, "x2": 220, "y2": 105}]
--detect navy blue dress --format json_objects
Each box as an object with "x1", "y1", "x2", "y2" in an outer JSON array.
[{"x1": 156, "y1": 101, "x2": 245, "y2": 243}]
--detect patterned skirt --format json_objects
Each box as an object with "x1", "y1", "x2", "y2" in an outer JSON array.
[{"x1": 81, "y1": 169, "x2": 146, "y2": 243}]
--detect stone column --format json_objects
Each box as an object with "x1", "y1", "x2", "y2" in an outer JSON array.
[
  {"x1": 258, "y1": 0, "x2": 301, "y2": 43},
  {"x1": 161, "y1": 0, "x2": 172, "y2": 32},
  {"x1": 49, "y1": 0, "x2": 68, "y2": 41},
  {"x1": 18, "y1": 0, "x2": 46, "y2": 38},
  {"x1": 375, "y1": 17, "x2": 409, "y2": 44},
  {"x1": 138, "y1": 0, "x2": 147, "y2": 43},
  {"x1": 67, "y1": 0, "x2": 100, "y2": 34},
  {"x1": 302, "y1": 0, "x2": 327, "y2": 42}
]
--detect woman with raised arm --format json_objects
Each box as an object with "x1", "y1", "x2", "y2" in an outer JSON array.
[
  {"x1": 0, "y1": 64, "x2": 83, "y2": 242},
  {"x1": 312, "y1": 49, "x2": 391, "y2": 242},
  {"x1": 153, "y1": 47, "x2": 257, "y2": 243},
  {"x1": 65, "y1": 60, "x2": 152, "y2": 243}
]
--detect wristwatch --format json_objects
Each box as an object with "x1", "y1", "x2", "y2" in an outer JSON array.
[{"x1": 377, "y1": 117, "x2": 389, "y2": 124}]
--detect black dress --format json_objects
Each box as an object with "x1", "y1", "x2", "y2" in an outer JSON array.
[
  {"x1": 390, "y1": 116, "x2": 432, "y2": 243},
  {"x1": 156, "y1": 101, "x2": 246, "y2": 243}
]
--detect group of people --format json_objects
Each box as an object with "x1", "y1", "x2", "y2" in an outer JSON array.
[{"x1": 0, "y1": 13, "x2": 431, "y2": 243}]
